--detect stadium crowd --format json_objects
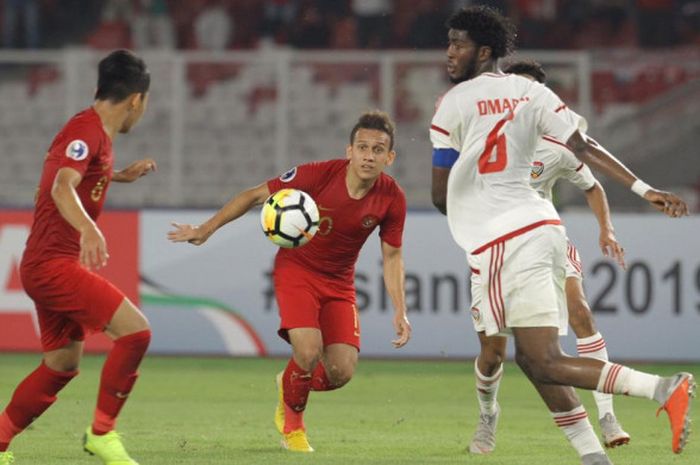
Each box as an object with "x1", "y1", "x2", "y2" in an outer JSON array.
[{"x1": 2, "y1": 0, "x2": 700, "y2": 51}]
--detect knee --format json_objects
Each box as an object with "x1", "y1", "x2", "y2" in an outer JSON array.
[
  {"x1": 294, "y1": 346, "x2": 323, "y2": 371},
  {"x1": 325, "y1": 360, "x2": 356, "y2": 387},
  {"x1": 43, "y1": 355, "x2": 80, "y2": 373},
  {"x1": 515, "y1": 350, "x2": 561, "y2": 384},
  {"x1": 479, "y1": 346, "x2": 506, "y2": 373}
]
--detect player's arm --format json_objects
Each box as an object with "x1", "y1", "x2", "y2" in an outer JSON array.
[
  {"x1": 380, "y1": 240, "x2": 411, "y2": 348},
  {"x1": 583, "y1": 181, "x2": 625, "y2": 268},
  {"x1": 566, "y1": 132, "x2": 688, "y2": 217},
  {"x1": 432, "y1": 166, "x2": 450, "y2": 215},
  {"x1": 430, "y1": 93, "x2": 462, "y2": 215},
  {"x1": 168, "y1": 182, "x2": 270, "y2": 246},
  {"x1": 52, "y1": 167, "x2": 108, "y2": 270},
  {"x1": 112, "y1": 158, "x2": 157, "y2": 182}
]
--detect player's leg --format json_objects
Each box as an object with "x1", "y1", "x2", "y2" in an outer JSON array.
[
  {"x1": 513, "y1": 326, "x2": 695, "y2": 453},
  {"x1": 468, "y1": 332, "x2": 506, "y2": 454},
  {"x1": 311, "y1": 299, "x2": 361, "y2": 392},
  {"x1": 318, "y1": 343, "x2": 358, "y2": 389},
  {"x1": 272, "y1": 264, "x2": 322, "y2": 452},
  {"x1": 0, "y1": 338, "x2": 81, "y2": 455},
  {"x1": 566, "y1": 276, "x2": 629, "y2": 448},
  {"x1": 524, "y1": 370, "x2": 611, "y2": 463},
  {"x1": 83, "y1": 293, "x2": 151, "y2": 465},
  {"x1": 276, "y1": 328, "x2": 323, "y2": 452}
]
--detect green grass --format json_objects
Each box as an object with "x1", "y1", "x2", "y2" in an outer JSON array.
[{"x1": 0, "y1": 355, "x2": 698, "y2": 465}]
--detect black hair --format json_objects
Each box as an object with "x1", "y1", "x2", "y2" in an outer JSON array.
[
  {"x1": 95, "y1": 50, "x2": 150, "y2": 102},
  {"x1": 446, "y1": 6, "x2": 516, "y2": 59},
  {"x1": 350, "y1": 110, "x2": 396, "y2": 150},
  {"x1": 503, "y1": 59, "x2": 546, "y2": 83}
]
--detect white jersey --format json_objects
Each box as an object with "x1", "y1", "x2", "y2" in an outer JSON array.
[
  {"x1": 530, "y1": 136, "x2": 596, "y2": 202},
  {"x1": 430, "y1": 73, "x2": 578, "y2": 254}
]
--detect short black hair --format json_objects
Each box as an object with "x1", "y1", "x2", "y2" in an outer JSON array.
[
  {"x1": 446, "y1": 6, "x2": 516, "y2": 59},
  {"x1": 95, "y1": 50, "x2": 150, "y2": 102},
  {"x1": 503, "y1": 59, "x2": 546, "y2": 83},
  {"x1": 350, "y1": 110, "x2": 396, "y2": 150}
]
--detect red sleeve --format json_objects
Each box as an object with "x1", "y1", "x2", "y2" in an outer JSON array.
[
  {"x1": 266, "y1": 161, "x2": 327, "y2": 195},
  {"x1": 56, "y1": 120, "x2": 103, "y2": 176},
  {"x1": 379, "y1": 185, "x2": 406, "y2": 248}
]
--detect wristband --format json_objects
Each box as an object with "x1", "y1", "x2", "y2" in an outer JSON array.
[{"x1": 631, "y1": 179, "x2": 651, "y2": 197}]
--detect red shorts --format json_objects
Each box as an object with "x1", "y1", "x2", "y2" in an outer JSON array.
[
  {"x1": 20, "y1": 258, "x2": 125, "y2": 351},
  {"x1": 274, "y1": 261, "x2": 360, "y2": 350}
]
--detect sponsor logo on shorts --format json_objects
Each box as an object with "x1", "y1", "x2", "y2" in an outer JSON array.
[
  {"x1": 531, "y1": 160, "x2": 544, "y2": 178},
  {"x1": 66, "y1": 140, "x2": 88, "y2": 161},
  {"x1": 361, "y1": 215, "x2": 379, "y2": 229},
  {"x1": 279, "y1": 167, "x2": 297, "y2": 183},
  {"x1": 471, "y1": 307, "x2": 481, "y2": 323}
]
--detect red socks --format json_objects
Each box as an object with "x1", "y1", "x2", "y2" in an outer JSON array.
[
  {"x1": 281, "y1": 359, "x2": 340, "y2": 433},
  {"x1": 282, "y1": 358, "x2": 313, "y2": 433},
  {"x1": 310, "y1": 362, "x2": 338, "y2": 392},
  {"x1": 92, "y1": 330, "x2": 151, "y2": 435},
  {"x1": 0, "y1": 362, "x2": 78, "y2": 451}
]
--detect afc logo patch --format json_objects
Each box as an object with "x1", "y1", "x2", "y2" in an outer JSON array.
[
  {"x1": 530, "y1": 160, "x2": 544, "y2": 179},
  {"x1": 361, "y1": 214, "x2": 379, "y2": 229},
  {"x1": 65, "y1": 140, "x2": 88, "y2": 161},
  {"x1": 279, "y1": 167, "x2": 297, "y2": 183},
  {"x1": 471, "y1": 307, "x2": 481, "y2": 323}
]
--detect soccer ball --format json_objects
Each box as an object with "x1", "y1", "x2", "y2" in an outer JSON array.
[{"x1": 260, "y1": 189, "x2": 319, "y2": 248}]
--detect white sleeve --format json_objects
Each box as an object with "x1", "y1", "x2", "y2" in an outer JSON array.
[
  {"x1": 559, "y1": 106, "x2": 588, "y2": 134},
  {"x1": 537, "y1": 106, "x2": 579, "y2": 144},
  {"x1": 564, "y1": 161, "x2": 596, "y2": 191},
  {"x1": 430, "y1": 92, "x2": 463, "y2": 151}
]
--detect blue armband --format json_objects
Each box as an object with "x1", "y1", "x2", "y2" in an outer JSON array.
[{"x1": 432, "y1": 148, "x2": 459, "y2": 168}]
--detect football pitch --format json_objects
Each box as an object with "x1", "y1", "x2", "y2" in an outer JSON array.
[{"x1": 1, "y1": 355, "x2": 697, "y2": 465}]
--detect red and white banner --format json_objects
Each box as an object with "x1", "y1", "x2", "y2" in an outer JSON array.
[{"x1": 0, "y1": 210, "x2": 139, "y2": 352}]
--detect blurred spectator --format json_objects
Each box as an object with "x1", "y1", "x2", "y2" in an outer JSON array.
[
  {"x1": 3, "y1": 0, "x2": 40, "y2": 48},
  {"x1": 352, "y1": 0, "x2": 392, "y2": 48},
  {"x1": 194, "y1": 0, "x2": 233, "y2": 50},
  {"x1": 635, "y1": 0, "x2": 677, "y2": 47},
  {"x1": 451, "y1": 0, "x2": 509, "y2": 14},
  {"x1": 290, "y1": 1, "x2": 330, "y2": 49},
  {"x1": 262, "y1": 0, "x2": 299, "y2": 44},
  {"x1": 678, "y1": 0, "x2": 700, "y2": 44},
  {"x1": 86, "y1": 0, "x2": 133, "y2": 49},
  {"x1": 132, "y1": 0, "x2": 175, "y2": 49},
  {"x1": 407, "y1": 0, "x2": 447, "y2": 49}
]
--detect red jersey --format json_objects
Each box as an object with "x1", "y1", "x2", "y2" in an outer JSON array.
[
  {"x1": 267, "y1": 159, "x2": 406, "y2": 281},
  {"x1": 22, "y1": 107, "x2": 113, "y2": 268}
]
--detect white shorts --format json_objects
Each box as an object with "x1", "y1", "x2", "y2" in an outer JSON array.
[
  {"x1": 467, "y1": 225, "x2": 568, "y2": 337},
  {"x1": 565, "y1": 239, "x2": 583, "y2": 280}
]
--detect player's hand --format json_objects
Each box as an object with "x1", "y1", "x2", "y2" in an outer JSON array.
[
  {"x1": 113, "y1": 158, "x2": 157, "y2": 182},
  {"x1": 167, "y1": 222, "x2": 209, "y2": 246},
  {"x1": 392, "y1": 312, "x2": 412, "y2": 348},
  {"x1": 599, "y1": 229, "x2": 625, "y2": 270},
  {"x1": 79, "y1": 224, "x2": 109, "y2": 270},
  {"x1": 644, "y1": 189, "x2": 689, "y2": 218}
]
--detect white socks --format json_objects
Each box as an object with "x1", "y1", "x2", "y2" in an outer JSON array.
[
  {"x1": 577, "y1": 333, "x2": 614, "y2": 419},
  {"x1": 552, "y1": 406, "x2": 604, "y2": 457},
  {"x1": 596, "y1": 361, "x2": 661, "y2": 399},
  {"x1": 474, "y1": 358, "x2": 503, "y2": 416}
]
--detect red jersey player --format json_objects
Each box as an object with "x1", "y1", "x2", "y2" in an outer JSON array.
[
  {"x1": 0, "y1": 50, "x2": 155, "y2": 465},
  {"x1": 168, "y1": 110, "x2": 412, "y2": 452}
]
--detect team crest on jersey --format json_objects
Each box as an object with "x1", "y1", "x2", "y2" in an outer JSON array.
[
  {"x1": 65, "y1": 140, "x2": 88, "y2": 161},
  {"x1": 361, "y1": 215, "x2": 379, "y2": 229},
  {"x1": 279, "y1": 167, "x2": 297, "y2": 183},
  {"x1": 471, "y1": 307, "x2": 481, "y2": 323},
  {"x1": 531, "y1": 161, "x2": 544, "y2": 179}
]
